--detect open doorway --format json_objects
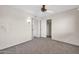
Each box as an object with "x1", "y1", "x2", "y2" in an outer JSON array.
[{"x1": 47, "y1": 19, "x2": 52, "y2": 38}]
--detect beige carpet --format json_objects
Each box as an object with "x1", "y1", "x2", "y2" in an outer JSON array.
[{"x1": 0, "y1": 37, "x2": 79, "y2": 54}]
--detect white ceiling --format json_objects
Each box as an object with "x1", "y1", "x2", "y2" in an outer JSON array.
[{"x1": 9, "y1": 5, "x2": 79, "y2": 17}]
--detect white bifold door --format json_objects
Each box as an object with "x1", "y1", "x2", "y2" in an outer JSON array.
[{"x1": 32, "y1": 19, "x2": 47, "y2": 38}]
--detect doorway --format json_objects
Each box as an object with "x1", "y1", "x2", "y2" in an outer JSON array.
[{"x1": 47, "y1": 19, "x2": 52, "y2": 38}]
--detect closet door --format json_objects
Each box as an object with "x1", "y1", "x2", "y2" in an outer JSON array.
[
  {"x1": 41, "y1": 20, "x2": 47, "y2": 37},
  {"x1": 32, "y1": 19, "x2": 39, "y2": 37}
]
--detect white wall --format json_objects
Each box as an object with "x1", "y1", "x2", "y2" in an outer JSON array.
[
  {"x1": 52, "y1": 9, "x2": 79, "y2": 46},
  {"x1": 0, "y1": 6, "x2": 32, "y2": 50}
]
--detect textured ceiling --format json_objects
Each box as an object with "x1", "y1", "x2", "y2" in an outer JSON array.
[{"x1": 3, "y1": 5, "x2": 79, "y2": 17}]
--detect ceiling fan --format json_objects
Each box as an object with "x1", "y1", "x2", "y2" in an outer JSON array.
[
  {"x1": 41, "y1": 5, "x2": 54, "y2": 13},
  {"x1": 41, "y1": 5, "x2": 47, "y2": 12}
]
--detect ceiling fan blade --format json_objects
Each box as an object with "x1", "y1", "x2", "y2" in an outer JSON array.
[{"x1": 47, "y1": 10, "x2": 54, "y2": 13}]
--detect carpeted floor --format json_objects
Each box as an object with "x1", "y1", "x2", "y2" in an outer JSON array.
[{"x1": 0, "y1": 37, "x2": 79, "y2": 54}]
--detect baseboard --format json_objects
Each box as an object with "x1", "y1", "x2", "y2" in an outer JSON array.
[{"x1": 53, "y1": 39, "x2": 79, "y2": 47}]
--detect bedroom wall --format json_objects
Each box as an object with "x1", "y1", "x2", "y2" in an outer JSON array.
[
  {"x1": 0, "y1": 6, "x2": 32, "y2": 50},
  {"x1": 52, "y1": 9, "x2": 79, "y2": 46}
]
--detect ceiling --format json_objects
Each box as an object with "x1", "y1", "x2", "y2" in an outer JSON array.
[{"x1": 8, "y1": 5, "x2": 79, "y2": 17}]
